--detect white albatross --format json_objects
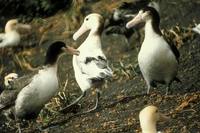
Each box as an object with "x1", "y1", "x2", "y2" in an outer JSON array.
[
  {"x1": 0, "y1": 19, "x2": 31, "y2": 48},
  {"x1": 126, "y1": 7, "x2": 180, "y2": 95},
  {"x1": 60, "y1": 13, "x2": 113, "y2": 113}
]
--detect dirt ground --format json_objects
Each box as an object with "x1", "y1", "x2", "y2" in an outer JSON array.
[{"x1": 0, "y1": 0, "x2": 200, "y2": 132}]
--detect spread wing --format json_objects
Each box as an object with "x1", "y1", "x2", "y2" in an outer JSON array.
[{"x1": 0, "y1": 71, "x2": 38, "y2": 111}]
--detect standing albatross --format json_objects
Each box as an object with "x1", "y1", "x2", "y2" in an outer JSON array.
[
  {"x1": 0, "y1": 41, "x2": 79, "y2": 120},
  {"x1": 126, "y1": 7, "x2": 180, "y2": 95},
  {"x1": 60, "y1": 13, "x2": 113, "y2": 113}
]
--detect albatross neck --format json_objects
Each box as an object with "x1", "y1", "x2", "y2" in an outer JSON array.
[
  {"x1": 141, "y1": 123, "x2": 157, "y2": 133},
  {"x1": 84, "y1": 26, "x2": 102, "y2": 48},
  {"x1": 141, "y1": 121, "x2": 157, "y2": 133},
  {"x1": 144, "y1": 19, "x2": 162, "y2": 40},
  {"x1": 43, "y1": 63, "x2": 58, "y2": 73}
]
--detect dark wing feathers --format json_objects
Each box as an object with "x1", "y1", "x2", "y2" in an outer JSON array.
[
  {"x1": 85, "y1": 56, "x2": 107, "y2": 69},
  {"x1": 85, "y1": 57, "x2": 97, "y2": 64},
  {"x1": 96, "y1": 56, "x2": 107, "y2": 69},
  {"x1": 164, "y1": 36, "x2": 180, "y2": 62},
  {"x1": 169, "y1": 43, "x2": 180, "y2": 61},
  {"x1": 0, "y1": 90, "x2": 19, "y2": 111}
]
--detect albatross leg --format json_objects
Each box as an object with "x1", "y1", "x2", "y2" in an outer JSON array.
[
  {"x1": 59, "y1": 91, "x2": 86, "y2": 113},
  {"x1": 165, "y1": 82, "x2": 172, "y2": 95},
  {"x1": 146, "y1": 84, "x2": 151, "y2": 95},
  {"x1": 82, "y1": 89, "x2": 100, "y2": 114}
]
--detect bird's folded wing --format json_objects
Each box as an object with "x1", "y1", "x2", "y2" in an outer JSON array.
[
  {"x1": 0, "y1": 90, "x2": 19, "y2": 111},
  {"x1": 164, "y1": 36, "x2": 180, "y2": 62},
  {"x1": 76, "y1": 55, "x2": 111, "y2": 78}
]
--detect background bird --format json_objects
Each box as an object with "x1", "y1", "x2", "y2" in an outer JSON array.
[
  {"x1": 3, "y1": 73, "x2": 18, "y2": 89},
  {"x1": 0, "y1": 19, "x2": 31, "y2": 48}
]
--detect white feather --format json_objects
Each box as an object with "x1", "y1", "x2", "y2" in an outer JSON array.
[
  {"x1": 138, "y1": 20, "x2": 178, "y2": 83},
  {"x1": 73, "y1": 14, "x2": 112, "y2": 92},
  {"x1": 15, "y1": 66, "x2": 58, "y2": 115},
  {"x1": 192, "y1": 24, "x2": 200, "y2": 34},
  {"x1": 0, "y1": 31, "x2": 20, "y2": 48}
]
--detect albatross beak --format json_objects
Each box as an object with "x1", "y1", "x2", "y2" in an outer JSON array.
[
  {"x1": 73, "y1": 23, "x2": 89, "y2": 41},
  {"x1": 17, "y1": 23, "x2": 31, "y2": 30},
  {"x1": 159, "y1": 113, "x2": 170, "y2": 122},
  {"x1": 63, "y1": 46, "x2": 80, "y2": 56},
  {"x1": 126, "y1": 13, "x2": 143, "y2": 29}
]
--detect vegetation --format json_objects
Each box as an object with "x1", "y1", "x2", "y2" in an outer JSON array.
[{"x1": 0, "y1": 0, "x2": 72, "y2": 18}]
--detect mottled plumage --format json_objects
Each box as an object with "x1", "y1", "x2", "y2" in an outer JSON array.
[{"x1": 60, "y1": 13, "x2": 112, "y2": 113}]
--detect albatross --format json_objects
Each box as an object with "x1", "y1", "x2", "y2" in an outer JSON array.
[
  {"x1": 139, "y1": 105, "x2": 169, "y2": 133},
  {"x1": 0, "y1": 19, "x2": 31, "y2": 48},
  {"x1": 126, "y1": 7, "x2": 180, "y2": 95},
  {"x1": 60, "y1": 13, "x2": 113, "y2": 113},
  {"x1": 0, "y1": 41, "x2": 79, "y2": 120}
]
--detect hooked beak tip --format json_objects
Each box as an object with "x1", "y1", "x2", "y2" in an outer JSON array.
[
  {"x1": 73, "y1": 35, "x2": 77, "y2": 41},
  {"x1": 66, "y1": 46, "x2": 80, "y2": 56},
  {"x1": 126, "y1": 23, "x2": 131, "y2": 29}
]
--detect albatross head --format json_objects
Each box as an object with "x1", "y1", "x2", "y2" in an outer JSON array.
[
  {"x1": 44, "y1": 41, "x2": 79, "y2": 65},
  {"x1": 126, "y1": 7, "x2": 160, "y2": 29},
  {"x1": 4, "y1": 73, "x2": 18, "y2": 88},
  {"x1": 139, "y1": 105, "x2": 169, "y2": 133},
  {"x1": 73, "y1": 13, "x2": 104, "y2": 40},
  {"x1": 5, "y1": 19, "x2": 31, "y2": 33}
]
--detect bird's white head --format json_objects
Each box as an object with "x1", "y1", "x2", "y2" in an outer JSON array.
[
  {"x1": 126, "y1": 7, "x2": 160, "y2": 29},
  {"x1": 5, "y1": 19, "x2": 19, "y2": 32},
  {"x1": 5, "y1": 19, "x2": 31, "y2": 33},
  {"x1": 126, "y1": 10, "x2": 150, "y2": 29},
  {"x1": 4, "y1": 73, "x2": 18, "y2": 87},
  {"x1": 73, "y1": 13, "x2": 104, "y2": 40},
  {"x1": 139, "y1": 105, "x2": 169, "y2": 133}
]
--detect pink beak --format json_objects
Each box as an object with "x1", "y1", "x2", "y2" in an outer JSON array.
[
  {"x1": 17, "y1": 23, "x2": 31, "y2": 30},
  {"x1": 126, "y1": 13, "x2": 143, "y2": 29},
  {"x1": 73, "y1": 23, "x2": 88, "y2": 41}
]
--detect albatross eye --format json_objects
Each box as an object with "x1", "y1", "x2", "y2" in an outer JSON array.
[
  {"x1": 86, "y1": 18, "x2": 89, "y2": 21},
  {"x1": 155, "y1": 109, "x2": 158, "y2": 113}
]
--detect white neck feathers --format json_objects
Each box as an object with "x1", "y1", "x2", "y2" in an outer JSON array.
[{"x1": 144, "y1": 20, "x2": 160, "y2": 40}]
